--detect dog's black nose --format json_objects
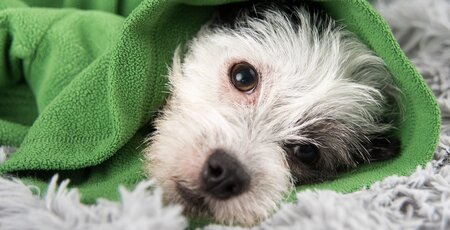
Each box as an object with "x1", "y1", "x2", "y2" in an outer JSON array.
[{"x1": 202, "y1": 150, "x2": 250, "y2": 200}]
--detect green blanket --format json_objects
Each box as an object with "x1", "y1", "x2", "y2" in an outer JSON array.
[{"x1": 0, "y1": 0, "x2": 441, "y2": 207}]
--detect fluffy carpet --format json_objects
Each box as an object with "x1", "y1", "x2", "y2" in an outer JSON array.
[{"x1": 0, "y1": 0, "x2": 449, "y2": 229}]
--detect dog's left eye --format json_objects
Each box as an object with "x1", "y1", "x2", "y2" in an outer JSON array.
[
  {"x1": 229, "y1": 62, "x2": 258, "y2": 93},
  {"x1": 292, "y1": 144, "x2": 320, "y2": 165}
]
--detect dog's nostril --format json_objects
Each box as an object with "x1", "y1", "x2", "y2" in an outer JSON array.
[
  {"x1": 208, "y1": 161, "x2": 224, "y2": 179},
  {"x1": 202, "y1": 150, "x2": 250, "y2": 200}
]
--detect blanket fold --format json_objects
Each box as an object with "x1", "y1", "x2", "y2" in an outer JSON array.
[{"x1": 0, "y1": 0, "x2": 441, "y2": 205}]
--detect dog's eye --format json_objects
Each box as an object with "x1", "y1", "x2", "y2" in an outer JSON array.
[
  {"x1": 230, "y1": 62, "x2": 258, "y2": 92},
  {"x1": 292, "y1": 144, "x2": 320, "y2": 165}
]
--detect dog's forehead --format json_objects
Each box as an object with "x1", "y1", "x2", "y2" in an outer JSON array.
[
  {"x1": 183, "y1": 33, "x2": 343, "y2": 110},
  {"x1": 193, "y1": 25, "x2": 310, "y2": 72},
  {"x1": 186, "y1": 11, "x2": 348, "y2": 89},
  {"x1": 175, "y1": 7, "x2": 387, "y2": 139}
]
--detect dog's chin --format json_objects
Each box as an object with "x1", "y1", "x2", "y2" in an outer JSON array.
[
  {"x1": 173, "y1": 183, "x2": 248, "y2": 225},
  {"x1": 173, "y1": 182, "x2": 286, "y2": 227}
]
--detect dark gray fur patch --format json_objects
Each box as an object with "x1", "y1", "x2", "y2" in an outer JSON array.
[
  {"x1": 286, "y1": 115, "x2": 401, "y2": 185},
  {"x1": 285, "y1": 118, "x2": 364, "y2": 185}
]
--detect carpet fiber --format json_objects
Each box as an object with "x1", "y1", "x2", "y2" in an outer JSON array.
[{"x1": 0, "y1": 0, "x2": 449, "y2": 229}]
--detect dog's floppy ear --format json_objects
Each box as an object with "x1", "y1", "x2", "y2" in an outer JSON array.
[{"x1": 359, "y1": 137, "x2": 401, "y2": 163}]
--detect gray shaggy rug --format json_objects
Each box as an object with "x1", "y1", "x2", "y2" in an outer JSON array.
[{"x1": 0, "y1": 0, "x2": 449, "y2": 229}]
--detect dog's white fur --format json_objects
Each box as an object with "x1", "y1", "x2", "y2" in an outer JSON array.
[
  {"x1": 146, "y1": 6, "x2": 398, "y2": 226},
  {"x1": 0, "y1": 146, "x2": 16, "y2": 164}
]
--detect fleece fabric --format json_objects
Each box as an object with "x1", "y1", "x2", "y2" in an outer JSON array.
[{"x1": 0, "y1": 0, "x2": 441, "y2": 204}]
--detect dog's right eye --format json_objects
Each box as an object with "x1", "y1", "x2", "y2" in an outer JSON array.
[{"x1": 229, "y1": 62, "x2": 259, "y2": 93}]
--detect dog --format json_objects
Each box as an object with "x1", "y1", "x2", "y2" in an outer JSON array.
[{"x1": 145, "y1": 2, "x2": 401, "y2": 226}]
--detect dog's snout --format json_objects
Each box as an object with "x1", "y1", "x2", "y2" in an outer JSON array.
[{"x1": 202, "y1": 150, "x2": 250, "y2": 200}]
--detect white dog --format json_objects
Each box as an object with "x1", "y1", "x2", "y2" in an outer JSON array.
[{"x1": 146, "y1": 3, "x2": 401, "y2": 226}]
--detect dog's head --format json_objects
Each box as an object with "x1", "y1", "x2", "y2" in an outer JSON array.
[{"x1": 145, "y1": 4, "x2": 401, "y2": 226}]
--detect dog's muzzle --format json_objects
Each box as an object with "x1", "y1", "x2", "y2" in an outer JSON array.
[{"x1": 202, "y1": 149, "x2": 251, "y2": 199}]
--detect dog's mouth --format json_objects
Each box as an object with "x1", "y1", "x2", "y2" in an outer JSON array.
[{"x1": 176, "y1": 183, "x2": 207, "y2": 209}]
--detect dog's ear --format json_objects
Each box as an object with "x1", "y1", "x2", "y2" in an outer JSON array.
[{"x1": 358, "y1": 136, "x2": 401, "y2": 163}]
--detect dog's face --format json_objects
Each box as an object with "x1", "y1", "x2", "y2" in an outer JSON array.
[{"x1": 145, "y1": 5, "x2": 400, "y2": 226}]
